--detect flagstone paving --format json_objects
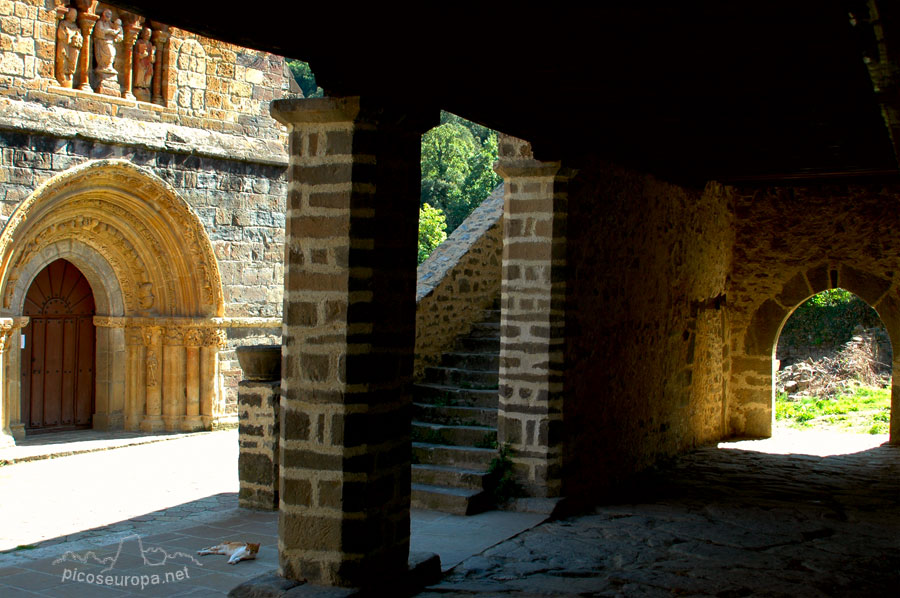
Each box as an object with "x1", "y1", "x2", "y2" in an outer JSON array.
[
  {"x1": 0, "y1": 430, "x2": 545, "y2": 596},
  {"x1": 1, "y1": 430, "x2": 896, "y2": 597},
  {"x1": 418, "y1": 436, "x2": 900, "y2": 598}
]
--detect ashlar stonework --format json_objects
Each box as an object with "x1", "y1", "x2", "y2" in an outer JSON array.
[{"x1": 0, "y1": 0, "x2": 294, "y2": 445}]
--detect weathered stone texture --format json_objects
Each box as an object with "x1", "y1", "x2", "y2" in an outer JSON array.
[
  {"x1": 494, "y1": 138, "x2": 569, "y2": 498},
  {"x1": 238, "y1": 380, "x2": 280, "y2": 510},
  {"x1": 0, "y1": 132, "x2": 286, "y2": 414},
  {"x1": 0, "y1": 2, "x2": 293, "y2": 140},
  {"x1": 563, "y1": 158, "x2": 734, "y2": 497},
  {"x1": 271, "y1": 97, "x2": 429, "y2": 588},
  {"x1": 414, "y1": 185, "x2": 503, "y2": 378},
  {"x1": 0, "y1": 2, "x2": 293, "y2": 421},
  {"x1": 728, "y1": 186, "x2": 900, "y2": 440}
]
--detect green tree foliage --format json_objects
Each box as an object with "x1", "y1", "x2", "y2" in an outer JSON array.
[
  {"x1": 779, "y1": 289, "x2": 883, "y2": 349},
  {"x1": 420, "y1": 112, "x2": 501, "y2": 233},
  {"x1": 418, "y1": 203, "x2": 448, "y2": 264},
  {"x1": 285, "y1": 59, "x2": 323, "y2": 98}
]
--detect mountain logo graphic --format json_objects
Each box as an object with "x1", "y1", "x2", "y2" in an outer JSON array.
[{"x1": 53, "y1": 533, "x2": 203, "y2": 573}]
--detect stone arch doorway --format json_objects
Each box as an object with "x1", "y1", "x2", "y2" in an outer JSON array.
[
  {"x1": 774, "y1": 288, "x2": 892, "y2": 436},
  {"x1": 0, "y1": 159, "x2": 228, "y2": 443},
  {"x1": 733, "y1": 264, "x2": 900, "y2": 444},
  {"x1": 21, "y1": 259, "x2": 96, "y2": 433}
]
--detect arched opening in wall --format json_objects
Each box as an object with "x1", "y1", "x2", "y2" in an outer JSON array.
[
  {"x1": 774, "y1": 288, "x2": 891, "y2": 441},
  {"x1": 21, "y1": 259, "x2": 96, "y2": 434},
  {"x1": 418, "y1": 111, "x2": 502, "y2": 264}
]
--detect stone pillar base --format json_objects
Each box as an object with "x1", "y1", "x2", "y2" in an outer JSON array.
[
  {"x1": 140, "y1": 416, "x2": 165, "y2": 433},
  {"x1": 10, "y1": 422, "x2": 25, "y2": 440},
  {"x1": 181, "y1": 415, "x2": 204, "y2": 432},
  {"x1": 228, "y1": 553, "x2": 441, "y2": 598},
  {"x1": 238, "y1": 379, "x2": 280, "y2": 511}
]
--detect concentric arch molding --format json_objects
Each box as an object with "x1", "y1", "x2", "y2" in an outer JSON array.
[{"x1": 0, "y1": 159, "x2": 224, "y2": 318}]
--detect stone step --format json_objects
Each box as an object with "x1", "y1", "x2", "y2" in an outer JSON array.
[
  {"x1": 414, "y1": 402, "x2": 497, "y2": 427},
  {"x1": 411, "y1": 483, "x2": 492, "y2": 516},
  {"x1": 412, "y1": 422, "x2": 497, "y2": 448},
  {"x1": 411, "y1": 464, "x2": 489, "y2": 491},
  {"x1": 468, "y1": 321, "x2": 501, "y2": 338},
  {"x1": 457, "y1": 336, "x2": 500, "y2": 353},
  {"x1": 413, "y1": 383, "x2": 498, "y2": 409},
  {"x1": 412, "y1": 442, "x2": 495, "y2": 470},
  {"x1": 422, "y1": 366, "x2": 498, "y2": 389},
  {"x1": 440, "y1": 352, "x2": 500, "y2": 371}
]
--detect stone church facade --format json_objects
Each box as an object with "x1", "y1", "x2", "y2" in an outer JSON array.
[{"x1": 0, "y1": 0, "x2": 291, "y2": 444}]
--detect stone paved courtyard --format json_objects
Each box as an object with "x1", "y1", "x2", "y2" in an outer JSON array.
[{"x1": 419, "y1": 434, "x2": 899, "y2": 598}]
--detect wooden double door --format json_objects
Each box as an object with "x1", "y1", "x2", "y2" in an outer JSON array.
[{"x1": 21, "y1": 259, "x2": 96, "y2": 433}]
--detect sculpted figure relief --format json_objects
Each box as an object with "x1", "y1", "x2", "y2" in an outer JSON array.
[
  {"x1": 132, "y1": 27, "x2": 155, "y2": 101},
  {"x1": 93, "y1": 9, "x2": 123, "y2": 94},
  {"x1": 55, "y1": 8, "x2": 83, "y2": 88}
]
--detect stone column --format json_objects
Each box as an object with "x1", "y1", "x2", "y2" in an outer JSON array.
[
  {"x1": 183, "y1": 327, "x2": 203, "y2": 431},
  {"x1": 270, "y1": 97, "x2": 430, "y2": 588},
  {"x1": 494, "y1": 135, "x2": 572, "y2": 498},
  {"x1": 119, "y1": 19, "x2": 142, "y2": 100},
  {"x1": 74, "y1": 8, "x2": 98, "y2": 92},
  {"x1": 6, "y1": 328, "x2": 24, "y2": 440},
  {"x1": 141, "y1": 325, "x2": 164, "y2": 432},
  {"x1": 162, "y1": 326, "x2": 186, "y2": 431},
  {"x1": 0, "y1": 318, "x2": 26, "y2": 447},
  {"x1": 125, "y1": 325, "x2": 145, "y2": 431},
  {"x1": 200, "y1": 328, "x2": 225, "y2": 428},
  {"x1": 150, "y1": 26, "x2": 170, "y2": 106}
]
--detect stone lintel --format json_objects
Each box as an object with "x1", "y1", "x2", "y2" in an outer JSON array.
[{"x1": 271, "y1": 97, "x2": 362, "y2": 127}]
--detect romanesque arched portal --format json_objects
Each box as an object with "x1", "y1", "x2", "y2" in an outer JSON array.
[{"x1": 0, "y1": 159, "x2": 227, "y2": 440}]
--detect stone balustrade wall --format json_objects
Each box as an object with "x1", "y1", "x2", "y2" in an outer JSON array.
[{"x1": 414, "y1": 185, "x2": 504, "y2": 379}]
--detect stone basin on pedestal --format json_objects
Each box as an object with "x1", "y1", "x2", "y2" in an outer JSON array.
[{"x1": 235, "y1": 344, "x2": 281, "y2": 382}]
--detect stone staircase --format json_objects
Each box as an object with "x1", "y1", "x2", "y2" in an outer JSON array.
[{"x1": 411, "y1": 304, "x2": 500, "y2": 515}]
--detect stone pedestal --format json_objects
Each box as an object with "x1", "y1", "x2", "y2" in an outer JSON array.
[{"x1": 238, "y1": 379, "x2": 280, "y2": 510}]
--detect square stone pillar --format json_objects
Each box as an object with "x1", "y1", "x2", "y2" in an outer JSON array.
[
  {"x1": 494, "y1": 135, "x2": 572, "y2": 498},
  {"x1": 270, "y1": 97, "x2": 432, "y2": 588}
]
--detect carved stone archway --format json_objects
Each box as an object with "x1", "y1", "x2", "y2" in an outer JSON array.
[{"x1": 0, "y1": 159, "x2": 227, "y2": 444}]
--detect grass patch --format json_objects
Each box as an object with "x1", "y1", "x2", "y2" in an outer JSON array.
[{"x1": 776, "y1": 385, "x2": 890, "y2": 433}]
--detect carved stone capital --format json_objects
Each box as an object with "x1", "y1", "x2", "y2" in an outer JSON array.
[
  {"x1": 203, "y1": 328, "x2": 227, "y2": 349},
  {"x1": 163, "y1": 325, "x2": 186, "y2": 346},
  {"x1": 184, "y1": 327, "x2": 202, "y2": 348}
]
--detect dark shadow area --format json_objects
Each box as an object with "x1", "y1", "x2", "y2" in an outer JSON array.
[{"x1": 423, "y1": 444, "x2": 900, "y2": 597}]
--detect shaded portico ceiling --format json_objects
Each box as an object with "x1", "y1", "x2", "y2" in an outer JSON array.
[{"x1": 112, "y1": 0, "x2": 900, "y2": 185}]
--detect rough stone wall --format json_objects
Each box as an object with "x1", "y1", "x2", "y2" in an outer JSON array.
[
  {"x1": 414, "y1": 185, "x2": 503, "y2": 379},
  {"x1": 563, "y1": 158, "x2": 734, "y2": 497},
  {"x1": 0, "y1": 1, "x2": 291, "y2": 139},
  {"x1": 238, "y1": 379, "x2": 280, "y2": 510},
  {"x1": 728, "y1": 185, "x2": 900, "y2": 441},
  {"x1": 0, "y1": 130, "x2": 286, "y2": 411},
  {"x1": 0, "y1": 1, "x2": 293, "y2": 415}
]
